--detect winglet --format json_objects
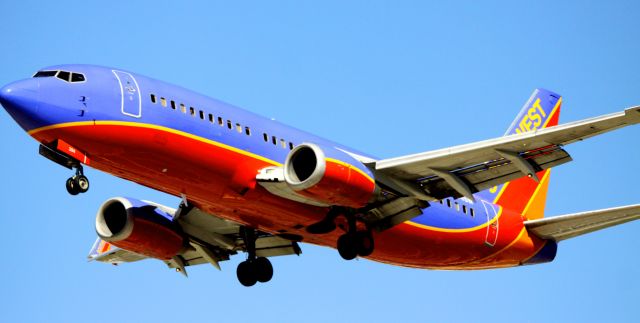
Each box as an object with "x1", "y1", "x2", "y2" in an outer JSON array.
[{"x1": 87, "y1": 237, "x2": 113, "y2": 261}]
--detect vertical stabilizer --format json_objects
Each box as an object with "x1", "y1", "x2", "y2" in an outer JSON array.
[{"x1": 479, "y1": 89, "x2": 562, "y2": 220}]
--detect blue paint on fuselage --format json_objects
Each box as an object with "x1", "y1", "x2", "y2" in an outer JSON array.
[{"x1": 418, "y1": 197, "x2": 495, "y2": 229}]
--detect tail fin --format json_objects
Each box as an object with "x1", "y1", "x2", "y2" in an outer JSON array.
[{"x1": 480, "y1": 89, "x2": 562, "y2": 220}]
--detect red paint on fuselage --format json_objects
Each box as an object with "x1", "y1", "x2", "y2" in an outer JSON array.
[{"x1": 32, "y1": 122, "x2": 545, "y2": 269}]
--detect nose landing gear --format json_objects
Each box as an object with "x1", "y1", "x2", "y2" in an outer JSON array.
[
  {"x1": 38, "y1": 142, "x2": 91, "y2": 196},
  {"x1": 65, "y1": 165, "x2": 90, "y2": 195}
]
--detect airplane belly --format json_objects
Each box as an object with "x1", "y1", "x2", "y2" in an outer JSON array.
[{"x1": 30, "y1": 121, "x2": 547, "y2": 269}]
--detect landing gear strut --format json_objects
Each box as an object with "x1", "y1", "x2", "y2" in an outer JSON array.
[
  {"x1": 336, "y1": 215, "x2": 374, "y2": 261},
  {"x1": 65, "y1": 165, "x2": 89, "y2": 195},
  {"x1": 236, "y1": 227, "x2": 274, "y2": 287}
]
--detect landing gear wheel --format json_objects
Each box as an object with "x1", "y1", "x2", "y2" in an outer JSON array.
[
  {"x1": 74, "y1": 175, "x2": 90, "y2": 193},
  {"x1": 337, "y1": 233, "x2": 358, "y2": 260},
  {"x1": 236, "y1": 260, "x2": 257, "y2": 287},
  {"x1": 65, "y1": 177, "x2": 80, "y2": 195},
  {"x1": 255, "y1": 257, "x2": 273, "y2": 283},
  {"x1": 356, "y1": 231, "x2": 374, "y2": 257}
]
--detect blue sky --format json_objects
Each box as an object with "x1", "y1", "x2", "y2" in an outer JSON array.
[{"x1": 1, "y1": 1, "x2": 639, "y2": 322}]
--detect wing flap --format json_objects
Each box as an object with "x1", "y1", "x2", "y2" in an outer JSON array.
[{"x1": 524, "y1": 204, "x2": 640, "y2": 241}]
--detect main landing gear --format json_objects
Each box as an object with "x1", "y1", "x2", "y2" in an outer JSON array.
[
  {"x1": 236, "y1": 227, "x2": 274, "y2": 287},
  {"x1": 307, "y1": 207, "x2": 375, "y2": 261},
  {"x1": 336, "y1": 215, "x2": 374, "y2": 260},
  {"x1": 65, "y1": 165, "x2": 90, "y2": 195}
]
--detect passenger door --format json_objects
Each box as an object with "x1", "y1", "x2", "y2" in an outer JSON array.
[
  {"x1": 112, "y1": 70, "x2": 141, "y2": 118},
  {"x1": 481, "y1": 200, "x2": 499, "y2": 247}
]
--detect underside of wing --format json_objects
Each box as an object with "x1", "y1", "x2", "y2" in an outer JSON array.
[
  {"x1": 524, "y1": 204, "x2": 640, "y2": 241},
  {"x1": 165, "y1": 207, "x2": 302, "y2": 274},
  {"x1": 374, "y1": 106, "x2": 640, "y2": 200},
  {"x1": 88, "y1": 201, "x2": 302, "y2": 274}
]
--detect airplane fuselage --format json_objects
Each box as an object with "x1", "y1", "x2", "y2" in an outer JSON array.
[{"x1": 0, "y1": 65, "x2": 555, "y2": 269}]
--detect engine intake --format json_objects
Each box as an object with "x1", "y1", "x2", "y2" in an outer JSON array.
[
  {"x1": 283, "y1": 143, "x2": 376, "y2": 208},
  {"x1": 95, "y1": 197, "x2": 185, "y2": 260}
]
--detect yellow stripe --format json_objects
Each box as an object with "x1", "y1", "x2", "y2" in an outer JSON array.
[
  {"x1": 406, "y1": 206, "x2": 502, "y2": 233},
  {"x1": 541, "y1": 97, "x2": 562, "y2": 129},
  {"x1": 28, "y1": 120, "x2": 282, "y2": 166},
  {"x1": 465, "y1": 227, "x2": 526, "y2": 265},
  {"x1": 325, "y1": 157, "x2": 376, "y2": 184},
  {"x1": 520, "y1": 169, "x2": 551, "y2": 216},
  {"x1": 492, "y1": 182, "x2": 509, "y2": 204},
  {"x1": 27, "y1": 121, "x2": 95, "y2": 135}
]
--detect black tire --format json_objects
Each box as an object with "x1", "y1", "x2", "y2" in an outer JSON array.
[
  {"x1": 337, "y1": 233, "x2": 358, "y2": 260},
  {"x1": 66, "y1": 177, "x2": 79, "y2": 196},
  {"x1": 236, "y1": 260, "x2": 257, "y2": 287},
  {"x1": 74, "y1": 175, "x2": 90, "y2": 193},
  {"x1": 356, "y1": 231, "x2": 374, "y2": 257},
  {"x1": 254, "y1": 257, "x2": 273, "y2": 283}
]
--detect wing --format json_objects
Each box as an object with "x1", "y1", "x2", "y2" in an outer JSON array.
[
  {"x1": 374, "y1": 106, "x2": 640, "y2": 201},
  {"x1": 88, "y1": 204, "x2": 301, "y2": 275},
  {"x1": 524, "y1": 204, "x2": 640, "y2": 241}
]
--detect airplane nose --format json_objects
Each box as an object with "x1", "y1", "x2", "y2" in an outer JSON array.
[{"x1": 0, "y1": 79, "x2": 41, "y2": 131}]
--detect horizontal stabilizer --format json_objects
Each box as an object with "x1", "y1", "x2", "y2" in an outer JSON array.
[{"x1": 524, "y1": 204, "x2": 640, "y2": 241}]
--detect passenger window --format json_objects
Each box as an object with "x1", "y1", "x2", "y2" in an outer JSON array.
[
  {"x1": 245, "y1": 126, "x2": 251, "y2": 136},
  {"x1": 470, "y1": 208, "x2": 475, "y2": 217},
  {"x1": 263, "y1": 133, "x2": 268, "y2": 142},
  {"x1": 289, "y1": 142, "x2": 294, "y2": 150},
  {"x1": 150, "y1": 94, "x2": 156, "y2": 103},
  {"x1": 71, "y1": 73, "x2": 85, "y2": 82},
  {"x1": 446, "y1": 199, "x2": 451, "y2": 208},
  {"x1": 272, "y1": 136, "x2": 277, "y2": 145},
  {"x1": 218, "y1": 117, "x2": 223, "y2": 126},
  {"x1": 190, "y1": 107, "x2": 195, "y2": 116},
  {"x1": 180, "y1": 103, "x2": 186, "y2": 113},
  {"x1": 236, "y1": 123, "x2": 242, "y2": 133},
  {"x1": 170, "y1": 100, "x2": 176, "y2": 110},
  {"x1": 209, "y1": 113, "x2": 214, "y2": 123},
  {"x1": 160, "y1": 97, "x2": 167, "y2": 107},
  {"x1": 462, "y1": 205, "x2": 467, "y2": 214},
  {"x1": 280, "y1": 139, "x2": 286, "y2": 148},
  {"x1": 56, "y1": 71, "x2": 71, "y2": 82},
  {"x1": 227, "y1": 120, "x2": 232, "y2": 129},
  {"x1": 455, "y1": 203, "x2": 460, "y2": 212},
  {"x1": 199, "y1": 110, "x2": 205, "y2": 120}
]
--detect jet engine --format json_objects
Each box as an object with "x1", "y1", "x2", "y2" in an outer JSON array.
[
  {"x1": 283, "y1": 143, "x2": 377, "y2": 208},
  {"x1": 95, "y1": 197, "x2": 185, "y2": 260}
]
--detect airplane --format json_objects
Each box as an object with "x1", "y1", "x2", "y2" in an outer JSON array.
[{"x1": 1, "y1": 64, "x2": 639, "y2": 287}]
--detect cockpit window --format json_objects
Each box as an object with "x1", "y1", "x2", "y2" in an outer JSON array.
[
  {"x1": 71, "y1": 73, "x2": 85, "y2": 82},
  {"x1": 33, "y1": 71, "x2": 57, "y2": 77},
  {"x1": 33, "y1": 70, "x2": 86, "y2": 83},
  {"x1": 56, "y1": 71, "x2": 71, "y2": 82}
]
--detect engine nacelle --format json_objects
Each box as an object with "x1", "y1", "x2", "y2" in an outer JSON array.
[
  {"x1": 283, "y1": 143, "x2": 377, "y2": 208},
  {"x1": 95, "y1": 197, "x2": 185, "y2": 260}
]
